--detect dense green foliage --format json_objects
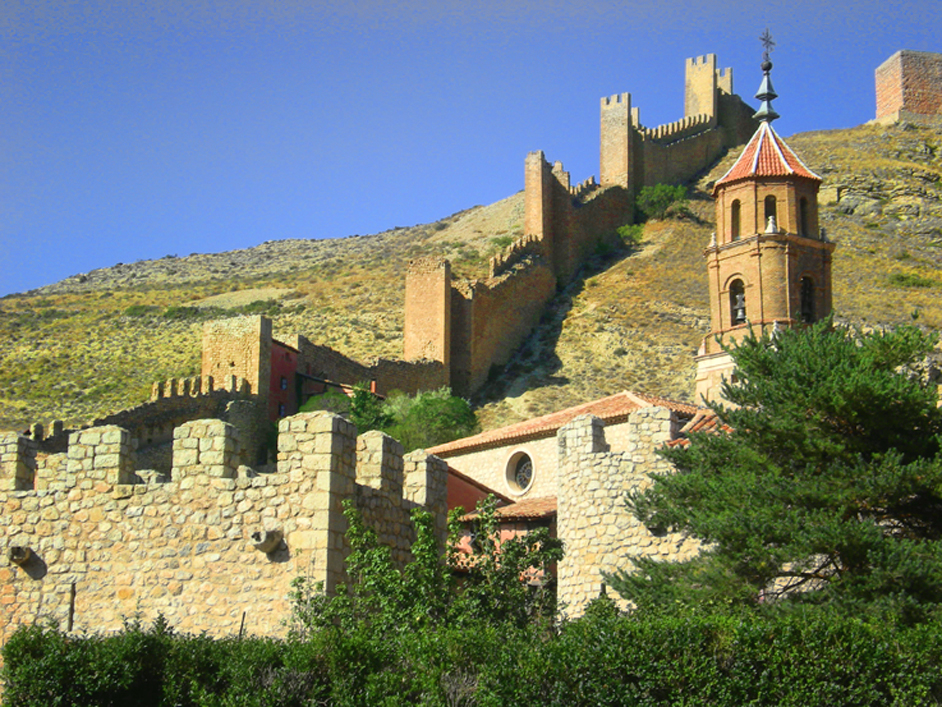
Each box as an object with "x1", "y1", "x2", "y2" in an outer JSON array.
[
  {"x1": 8, "y1": 603, "x2": 942, "y2": 705},
  {"x1": 289, "y1": 498, "x2": 562, "y2": 636},
  {"x1": 607, "y1": 321, "x2": 942, "y2": 623},
  {"x1": 635, "y1": 184, "x2": 688, "y2": 220},
  {"x1": 300, "y1": 385, "x2": 478, "y2": 452},
  {"x1": 8, "y1": 498, "x2": 942, "y2": 705}
]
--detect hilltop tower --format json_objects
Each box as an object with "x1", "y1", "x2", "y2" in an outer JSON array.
[{"x1": 694, "y1": 50, "x2": 835, "y2": 404}]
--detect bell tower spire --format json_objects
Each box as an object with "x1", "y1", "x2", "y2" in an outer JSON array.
[{"x1": 694, "y1": 34, "x2": 837, "y2": 404}]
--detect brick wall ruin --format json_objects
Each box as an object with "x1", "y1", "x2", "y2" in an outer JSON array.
[
  {"x1": 556, "y1": 409, "x2": 699, "y2": 616},
  {"x1": 876, "y1": 50, "x2": 942, "y2": 126},
  {"x1": 0, "y1": 411, "x2": 448, "y2": 646}
]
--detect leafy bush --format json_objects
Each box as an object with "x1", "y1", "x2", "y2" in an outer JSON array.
[
  {"x1": 302, "y1": 386, "x2": 478, "y2": 453},
  {"x1": 300, "y1": 388, "x2": 353, "y2": 416},
  {"x1": 124, "y1": 304, "x2": 160, "y2": 317},
  {"x1": 383, "y1": 387, "x2": 478, "y2": 451},
  {"x1": 889, "y1": 272, "x2": 937, "y2": 288},
  {"x1": 617, "y1": 223, "x2": 644, "y2": 246},
  {"x1": 490, "y1": 235, "x2": 514, "y2": 248},
  {"x1": 636, "y1": 184, "x2": 688, "y2": 220}
]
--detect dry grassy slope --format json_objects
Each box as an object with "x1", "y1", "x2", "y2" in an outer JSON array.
[
  {"x1": 0, "y1": 197, "x2": 521, "y2": 430},
  {"x1": 1, "y1": 123, "x2": 941, "y2": 433}
]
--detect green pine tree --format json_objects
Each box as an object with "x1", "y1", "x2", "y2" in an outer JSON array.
[{"x1": 606, "y1": 320, "x2": 942, "y2": 623}]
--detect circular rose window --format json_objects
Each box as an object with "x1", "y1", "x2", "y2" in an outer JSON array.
[{"x1": 506, "y1": 451, "x2": 535, "y2": 495}]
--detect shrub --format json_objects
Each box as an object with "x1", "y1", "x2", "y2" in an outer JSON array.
[
  {"x1": 889, "y1": 272, "x2": 937, "y2": 288},
  {"x1": 636, "y1": 184, "x2": 688, "y2": 220},
  {"x1": 616, "y1": 223, "x2": 644, "y2": 246},
  {"x1": 123, "y1": 304, "x2": 159, "y2": 317}
]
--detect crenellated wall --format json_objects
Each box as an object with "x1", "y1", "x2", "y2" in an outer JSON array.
[
  {"x1": 0, "y1": 411, "x2": 449, "y2": 647},
  {"x1": 556, "y1": 409, "x2": 699, "y2": 616},
  {"x1": 184, "y1": 54, "x2": 755, "y2": 405}
]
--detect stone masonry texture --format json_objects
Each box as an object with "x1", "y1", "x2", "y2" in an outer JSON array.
[
  {"x1": 556, "y1": 409, "x2": 699, "y2": 616},
  {"x1": 0, "y1": 411, "x2": 448, "y2": 648}
]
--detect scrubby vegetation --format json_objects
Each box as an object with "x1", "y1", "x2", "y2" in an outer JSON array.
[
  {"x1": 301, "y1": 386, "x2": 478, "y2": 452},
  {"x1": 635, "y1": 184, "x2": 688, "y2": 220}
]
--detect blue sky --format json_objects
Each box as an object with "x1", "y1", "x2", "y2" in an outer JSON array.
[{"x1": 1, "y1": 0, "x2": 939, "y2": 296}]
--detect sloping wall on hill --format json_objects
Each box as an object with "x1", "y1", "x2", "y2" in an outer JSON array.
[{"x1": 404, "y1": 53, "x2": 756, "y2": 397}]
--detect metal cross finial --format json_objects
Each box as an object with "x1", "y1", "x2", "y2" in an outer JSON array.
[{"x1": 760, "y1": 29, "x2": 776, "y2": 62}]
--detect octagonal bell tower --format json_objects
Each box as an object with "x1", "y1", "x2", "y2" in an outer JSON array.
[{"x1": 694, "y1": 47, "x2": 836, "y2": 404}]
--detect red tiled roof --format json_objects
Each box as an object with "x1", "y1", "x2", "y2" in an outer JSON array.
[
  {"x1": 667, "y1": 409, "x2": 733, "y2": 447},
  {"x1": 460, "y1": 496, "x2": 557, "y2": 522},
  {"x1": 714, "y1": 122, "x2": 821, "y2": 192},
  {"x1": 429, "y1": 391, "x2": 698, "y2": 456}
]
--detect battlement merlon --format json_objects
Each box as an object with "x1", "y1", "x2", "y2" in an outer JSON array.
[
  {"x1": 600, "y1": 92, "x2": 631, "y2": 108},
  {"x1": 0, "y1": 431, "x2": 38, "y2": 491}
]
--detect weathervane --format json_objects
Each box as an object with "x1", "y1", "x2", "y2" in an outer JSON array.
[
  {"x1": 760, "y1": 28, "x2": 776, "y2": 64},
  {"x1": 753, "y1": 28, "x2": 780, "y2": 123}
]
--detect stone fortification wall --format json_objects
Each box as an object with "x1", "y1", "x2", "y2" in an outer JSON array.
[
  {"x1": 556, "y1": 409, "x2": 699, "y2": 616},
  {"x1": 524, "y1": 151, "x2": 631, "y2": 284},
  {"x1": 289, "y1": 335, "x2": 373, "y2": 387},
  {"x1": 449, "y1": 256, "x2": 557, "y2": 395},
  {"x1": 291, "y1": 335, "x2": 448, "y2": 398},
  {"x1": 876, "y1": 50, "x2": 942, "y2": 125},
  {"x1": 638, "y1": 113, "x2": 714, "y2": 144},
  {"x1": 639, "y1": 128, "x2": 726, "y2": 188},
  {"x1": 25, "y1": 376, "x2": 263, "y2": 478},
  {"x1": 369, "y1": 357, "x2": 449, "y2": 397},
  {"x1": 488, "y1": 233, "x2": 545, "y2": 279},
  {"x1": 0, "y1": 411, "x2": 448, "y2": 648}
]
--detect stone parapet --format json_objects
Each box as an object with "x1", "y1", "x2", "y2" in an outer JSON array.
[{"x1": 1, "y1": 409, "x2": 449, "y2": 650}]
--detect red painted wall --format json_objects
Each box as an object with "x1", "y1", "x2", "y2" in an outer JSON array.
[{"x1": 269, "y1": 341, "x2": 299, "y2": 421}]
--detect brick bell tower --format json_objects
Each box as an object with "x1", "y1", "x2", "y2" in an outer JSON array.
[{"x1": 694, "y1": 38, "x2": 836, "y2": 404}]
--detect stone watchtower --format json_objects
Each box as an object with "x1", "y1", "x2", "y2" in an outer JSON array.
[{"x1": 694, "y1": 52, "x2": 835, "y2": 404}]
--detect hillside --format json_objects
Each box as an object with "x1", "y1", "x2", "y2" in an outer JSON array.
[{"x1": 2, "y1": 122, "x2": 941, "y2": 433}]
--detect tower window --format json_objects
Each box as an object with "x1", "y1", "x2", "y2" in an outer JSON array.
[
  {"x1": 730, "y1": 279, "x2": 746, "y2": 325},
  {"x1": 731, "y1": 200, "x2": 741, "y2": 241},
  {"x1": 799, "y1": 197, "x2": 809, "y2": 237},
  {"x1": 800, "y1": 276, "x2": 816, "y2": 323},
  {"x1": 764, "y1": 195, "x2": 778, "y2": 232},
  {"x1": 280, "y1": 376, "x2": 288, "y2": 390}
]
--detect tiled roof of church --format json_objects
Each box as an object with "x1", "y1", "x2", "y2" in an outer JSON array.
[
  {"x1": 713, "y1": 121, "x2": 821, "y2": 192},
  {"x1": 429, "y1": 391, "x2": 698, "y2": 456},
  {"x1": 667, "y1": 408, "x2": 733, "y2": 447},
  {"x1": 459, "y1": 496, "x2": 557, "y2": 522}
]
